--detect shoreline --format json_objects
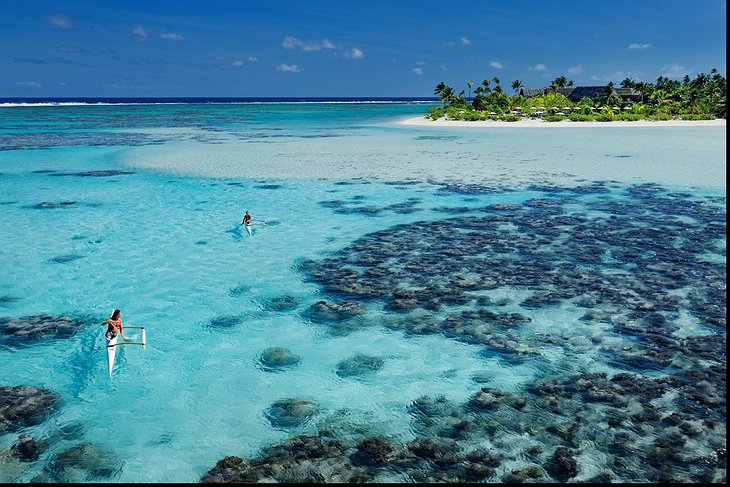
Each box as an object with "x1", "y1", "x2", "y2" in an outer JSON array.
[{"x1": 400, "y1": 116, "x2": 727, "y2": 128}]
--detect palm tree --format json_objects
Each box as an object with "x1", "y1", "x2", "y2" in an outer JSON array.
[
  {"x1": 655, "y1": 76, "x2": 671, "y2": 91},
  {"x1": 467, "y1": 81, "x2": 473, "y2": 101},
  {"x1": 434, "y1": 83, "x2": 456, "y2": 104},
  {"x1": 511, "y1": 79, "x2": 523, "y2": 94},
  {"x1": 708, "y1": 68, "x2": 725, "y2": 116},
  {"x1": 634, "y1": 81, "x2": 650, "y2": 103},
  {"x1": 650, "y1": 89, "x2": 673, "y2": 107},
  {"x1": 620, "y1": 77, "x2": 636, "y2": 89},
  {"x1": 691, "y1": 72, "x2": 709, "y2": 91},
  {"x1": 550, "y1": 76, "x2": 573, "y2": 92},
  {"x1": 600, "y1": 81, "x2": 621, "y2": 108},
  {"x1": 441, "y1": 86, "x2": 456, "y2": 104},
  {"x1": 434, "y1": 82, "x2": 447, "y2": 99},
  {"x1": 480, "y1": 79, "x2": 492, "y2": 95}
]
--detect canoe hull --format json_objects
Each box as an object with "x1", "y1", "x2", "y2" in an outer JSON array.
[{"x1": 107, "y1": 334, "x2": 119, "y2": 377}]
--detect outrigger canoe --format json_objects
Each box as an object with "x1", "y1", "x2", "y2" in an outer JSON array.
[
  {"x1": 106, "y1": 326, "x2": 146, "y2": 378},
  {"x1": 240, "y1": 220, "x2": 266, "y2": 237}
]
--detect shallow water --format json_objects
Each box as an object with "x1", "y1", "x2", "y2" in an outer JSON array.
[{"x1": 0, "y1": 102, "x2": 725, "y2": 483}]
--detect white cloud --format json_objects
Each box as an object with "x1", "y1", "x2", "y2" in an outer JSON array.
[
  {"x1": 229, "y1": 57, "x2": 257, "y2": 67},
  {"x1": 56, "y1": 45, "x2": 86, "y2": 54},
  {"x1": 102, "y1": 83, "x2": 149, "y2": 90},
  {"x1": 160, "y1": 32, "x2": 184, "y2": 41},
  {"x1": 461, "y1": 37, "x2": 471, "y2": 45},
  {"x1": 132, "y1": 26, "x2": 148, "y2": 41},
  {"x1": 16, "y1": 81, "x2": 42, "y2": 89},
  {"x1": 611, "y1": 70, "x2": 640, "y2": 80},
  {"x1": 46, "y1": 15, "x2": 74, "y2": 29},
  {"x1": 277, "y1": 64, "x2": 301, "y2": 73},
  {"x1": 661, "y1": 63, "x2": 691, "y2": 79},
  {"x1": 343, "y1": 48, "x2": 364, "y2": 59},
  {"x1": 282, "y1": 36, "x2": 302, "y2": 49},
  {"x1": 415, "y1": 61, "x2": 426, "y2": 66},
  {"x1": 489, "y1": 61, "x2": 503, "y2": 69},
  {"x1": 567, "y1": 65, "x2": 583, "y2": 75},
  {"x1": 440, "y1": 64, "x2": 448, "y2": 71},
  {"x1": 282, "y1": 36, "x2": 335, "y2": 51},
  {"x1": 628, "y1": 43, "x2": 652, "y2": 50},
  {"x1": 214, "y1": 55, "x2": 258, "y2": 68},
  {"x1": 413, "y1": 68, "x2": 423, "y2": 75},
  {"x1": 531, "y1": 63, "x2": 547, "y2": 71}
]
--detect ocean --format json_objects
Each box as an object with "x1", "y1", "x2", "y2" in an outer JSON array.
[{"x1": 0, "y1": 100, "x2": 725, "y2": 482}]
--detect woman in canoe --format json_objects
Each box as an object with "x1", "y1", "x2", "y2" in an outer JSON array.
[
  {"x1": 103, "y1": 309, "x2": 127, "y2": 341},
  {"x1": 241, "y1": 211, "x2": 252, "y2": 226},
  {"x1": 241, "y1": 210, "x2": 254, "y2": 236}
]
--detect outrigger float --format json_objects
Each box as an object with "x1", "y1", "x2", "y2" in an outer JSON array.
[{"x1": 106, "y1": 325, "x2": 146, "y2": 378}]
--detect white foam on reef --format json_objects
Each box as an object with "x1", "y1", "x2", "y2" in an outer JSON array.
[
  {"x1": 0, "y1": 102, "x2": 103, "y2": 107},
  {"x1": 120, "y1": 123, "x2": 727, "y2": 189},
  {"x1": 0, "y1": 100, "x2": 436, "y2": 108}
]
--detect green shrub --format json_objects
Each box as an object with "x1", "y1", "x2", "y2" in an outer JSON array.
[
  {"x1": 568, "y1": 113, "x2": 594, "y2": 122},
  {"x1": 594, "y1": 114, "x2": 616, "y2": 122},
  {"x1": 498, "y1": 115, "x2": 521, "y2": 122},
  {"x1": 460, "y1": 111, "x2": 488, "y2": 121},
  {"x1": 616, "y1": 113, "x2": 643, "y2": 121},
  {"x1": 573, "y1": 106, "x2": 594, "y2": 115},
  {"x1": 542, "y1": 115, "x2": 567, "y2": 122},
  {"x1": 679, "y1": 113, "x2": 715, "y2": 120},
  {"x1": 648, "y1": 113, "x2": 672, "y2": 121},
  {"x1": 427, "y1": 106, "x2": 447, "y2": 120}
]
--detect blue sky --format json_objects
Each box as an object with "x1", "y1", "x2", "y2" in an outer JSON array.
[{"x1": 1, "y1": 0, "x2": 726, "y2": 97}]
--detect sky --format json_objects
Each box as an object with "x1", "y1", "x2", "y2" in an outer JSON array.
[{"x1": 1, "y1": 0, "x2": 726, "y2": 97}]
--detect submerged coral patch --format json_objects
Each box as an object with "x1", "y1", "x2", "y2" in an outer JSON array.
[
  {"x1": 0, "y1": 314, "x2": 90, "y2": 345},
  {"x1": 261, "y1": 295, "x2": 302, "y2": 312},
  {"x1": 27, "y1": 201, "x2": 76, "y2": 209},
  {"x1": 42, "y1": 442, "x2": 123, "y2": 482},
  {"x1": 335, "y1": 354, "x2": 384, "y2": 377},
  {"x1": 258, "y1": 347, "x2": 301, "y2": 371},
  {"x1": 208, "y1": 315, "x2": 243, "y2": 329},
  {"x1": 0, "y1": 385, "x2": 62, "y2": 432},
  {"x1": 238, "y1": 182, "x2": 727, "y2": 483},
  {"x1": 50, "y1": 169, "x2": 135, "y2": 177},
  {"x1": 265, "y1": 398, "x2": 319, "y2": 429},
  {"x1": 48, "y1": 254, "x2": 85, "y2": 264},
  {"x1": 0, "y1": 295, "x2": 19, "y2": 305}
]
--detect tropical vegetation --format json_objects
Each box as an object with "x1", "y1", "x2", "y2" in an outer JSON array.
[{"x1": 428, "y1": 69, "x2": 726, "y2": 122}]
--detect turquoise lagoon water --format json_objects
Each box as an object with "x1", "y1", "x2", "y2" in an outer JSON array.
[{"x1": 0, "y1": 103, "x2": 725, "y2": 482}]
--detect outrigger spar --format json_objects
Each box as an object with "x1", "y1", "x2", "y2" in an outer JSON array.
[{"x1": 106, "y1": 325, "x2": 146, "y2": 378}]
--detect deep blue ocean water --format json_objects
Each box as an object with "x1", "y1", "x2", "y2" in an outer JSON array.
[{"x1": 0, "y1": 100, "x2": 725, "y2": 482}]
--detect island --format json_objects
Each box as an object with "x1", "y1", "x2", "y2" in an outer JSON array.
[{"x1": 421, "y1": 69, "x2": 726, "y2": 124}]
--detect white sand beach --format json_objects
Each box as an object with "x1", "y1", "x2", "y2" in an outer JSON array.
[{"x1": 400, "y1": 116, "x2": 727, "y2": 128}]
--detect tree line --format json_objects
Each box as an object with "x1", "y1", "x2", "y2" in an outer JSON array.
[{"x1": 429, "y1": 69, "x2": 726, "y2": 122}]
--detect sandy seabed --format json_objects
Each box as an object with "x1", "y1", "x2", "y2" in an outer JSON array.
[
  {"x1": 400, "y1": 116, "x2": 727, "y2": 128},
  {"x1": 119, "y1": 118, "x2": 727, "y2": 189}
]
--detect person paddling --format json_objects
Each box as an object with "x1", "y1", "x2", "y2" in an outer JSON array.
[
  {"x1": 103, "y1": 309, "x2": 127, "y2": 341},
  {"x1": 241, "y1": 210, "x2": 254, "y2": 236},
  {"x1": 241, "y1": 211, "x2": 252, "y2": 226}
]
